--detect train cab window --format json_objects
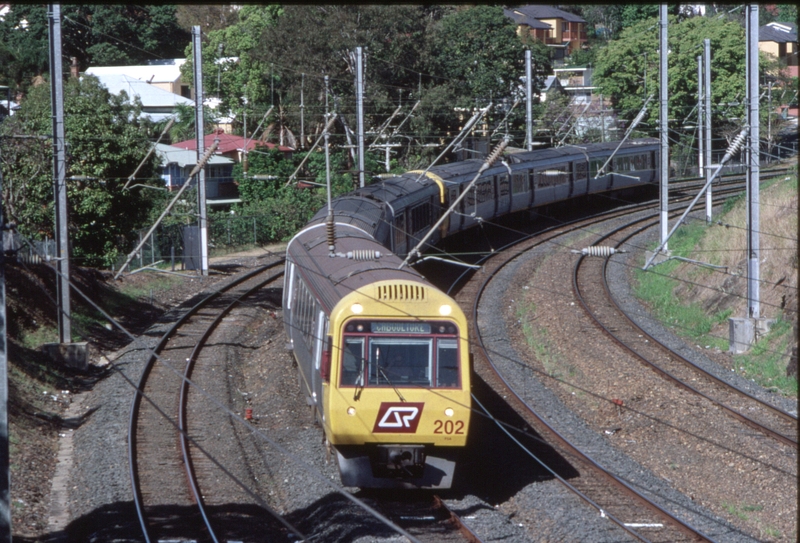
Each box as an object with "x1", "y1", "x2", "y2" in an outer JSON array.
[
  {"x1": 436, "y1": 339, "x2": 459, "y2": 387},
  {"x1": 340, "y1": 338, "x2": 365, "y2": 385},
  {"x1": 369, "y1": 339, "x2": 432, "y2": 386}
]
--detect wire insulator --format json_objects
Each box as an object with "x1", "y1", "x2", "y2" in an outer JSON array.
[
  {"x1": 346, "y1": 249, "x2": 381, "y2": 261},
  {"x1": 571, "y1": 246, "x2": 624, "y2": 257},
  {"x1": 326, "y1": 214, "x2": 336, "y2": 253},
  {"x1": 485, "y1": 139, "x2": 509, "y2": 168},
  {"x1": 722, "y1": 127, "x2": 749, "y2": 163}
]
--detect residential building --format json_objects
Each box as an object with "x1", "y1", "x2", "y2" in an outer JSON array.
[
  {"x1": 759, "y1": 21, "x2": 798, "y2": 117},
  {"x1": 171, "y1": 130, "x2": 294, "y2": 164},
  {"x1": 85, "y1": 72, "x2": 195, "y2": 123},
  {"x1": 155, "y1": 143, "x2": 236, "y2": 199},
  {"x1": 504, "y1": 5, "x2": 587, "y2": 63},
  {"x1": 87, "y1": 59, "x2": 190, "y2": 97}
]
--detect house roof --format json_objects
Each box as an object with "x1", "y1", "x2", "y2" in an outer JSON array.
[
  {"x1": 156, "y1": 143, "x2": 234, "y2": 169},
  {"x1": 510, "y1": 5, "x2": 585, "y2": 24},
  {"x1": 85, "y1": 73, "x2": 194, "y2": 122},
  {"x1": 86, "y1": 60, "x2": 185, "y2": 84},
  {"x1": 503, "y1": 8, "x2": 552, "y2": 30},
  {"x1": 172, "y1": 132, "x2": 294, "y2": 154},
  {"x1": 760, "y1": 21, "x2": 798, "y2": 44}
]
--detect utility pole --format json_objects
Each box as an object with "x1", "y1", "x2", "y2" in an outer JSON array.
[
  {"x1": 525, "y1": 49, "x2": 533, "y2": 151},
  {"x1": 0, "y1": 125, "x2": 11, "y2": 541},
  {"x1": 192, "y1": 26, "x2": 208, "y2": 276},
  {"x1": 355, "y1": 47, "x2": 366, "y2": 188},
  {"x1": 49, "y1": 4, "x2": 71, "y2": 343},
  {"x1": 703, "y1": 39, "x2": 712, "y2": 223},
  {"x1": 697, "y1": 55, "x2": 704, "y2": 186},
  {"x1": 658, "y1": 4, "x2": 669, "y2": 254},
  {"x1": 746, "y1": 4, "x2": 760, "y2": 321}
]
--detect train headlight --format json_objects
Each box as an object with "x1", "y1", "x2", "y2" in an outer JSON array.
[
  {"x1": 351, "y1": 303, "x2": 363, "y2": 314},
  {"x1": 444, "y1": 408, "x2": 454, "y2": 417},
  {"x1": 439, "y1": 304, "x2": 452, "y2": 316},
  {"x1": 347, "y1": 407, "x2": 356, "y2": 416}
]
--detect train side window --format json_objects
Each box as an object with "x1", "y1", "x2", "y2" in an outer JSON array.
[
  {"x1": 590, "y1": 159, "x2": 603, "y2": 177},
  {"x1": 340, "y1": 338, "x2": 364, "y2": 386},
  {"x1": 436, "y1": 339, "x2": 459, "y2": 387}
]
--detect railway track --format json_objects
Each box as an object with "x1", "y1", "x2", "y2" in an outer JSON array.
[
  {"x1": 449, "y1": 173, "x2": 795, "y2": 541},
  {"x1": 457, "y1": 212, "x2": 714, "y2": 542},
  {"x1": 126, "y1": 259, "x2": 483, "y2": 543},
  {"x1": 573, "y1": 221, "x2": 797, "y2": 448},
  {"x1": 128, "y1": 261, "x2": 298, "y2": 542}
]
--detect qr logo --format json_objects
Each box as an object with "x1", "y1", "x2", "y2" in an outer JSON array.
[{"x1": 373, "y1": 402, "x2": 425, "y2": 433}]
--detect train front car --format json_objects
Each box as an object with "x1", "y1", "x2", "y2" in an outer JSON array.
[{"x1": 284, "y1": 222, "x2": 471, "y2": 489}]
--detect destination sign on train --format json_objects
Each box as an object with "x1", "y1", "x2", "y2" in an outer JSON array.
[{"x1": 371, "y1": 322, "x2": 431, "y2": 334}]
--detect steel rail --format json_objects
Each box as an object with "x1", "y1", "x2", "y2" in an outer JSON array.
[
  {"x1": 128, "y1": 262, "x2": 283, "y2": 543},
  {"x1": 572, "y1": 220, "x2": 797, "y2": 448},
  {"x1": 469, "y1": 213, "x2": 715, "y2": 543},
  {"x1": 178, "y1": 269, "x2": 286, "y2": 542}
]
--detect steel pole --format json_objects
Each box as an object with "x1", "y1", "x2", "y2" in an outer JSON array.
[
  {"x1": 0, "y1": 110, "x2": 11, "y2": 541},
  {"x1": 49, "y1": 4, "x2": 71, "y2": 343},
  {"x1": 356, "y1": 47, "x2": 365, "y2": 188},
  {"x1": 697, "y1": 55, "x2": 704, "y2": 184},
  {"x1": 659, "y1": 4, "x2": 669, "y2": 251},
  {"x1": 704, "y1": 39, "x2": 712, "y2": 223},
  {"x1": 746, "y1": 4, "x2": 760, "y2": 318},
  {"x1": 193, "y1": 26, "x2": 208, "y2": 276},
  {"x1": 526, "y1": 49, "x2": 533, "y2": 151}
]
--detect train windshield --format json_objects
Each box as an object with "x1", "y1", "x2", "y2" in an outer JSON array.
[{"x1": 340, "y1": 321, "x2": 460, "y2": 388}]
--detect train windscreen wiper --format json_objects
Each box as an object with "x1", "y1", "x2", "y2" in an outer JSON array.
[{"x1": 375, "y1": 348, "x2": 405, "y2": 402}]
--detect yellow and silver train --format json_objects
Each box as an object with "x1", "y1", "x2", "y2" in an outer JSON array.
[{"x1": 283, "y1": 221, "x2": 471, "y2": 489}]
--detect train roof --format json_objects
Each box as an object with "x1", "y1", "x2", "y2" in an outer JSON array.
[
  {"x1": 308, "y1": 195, "x2": 386, "y2": 239},
  {"x1": 287, "y1": 222, "x2": 429, "y2": 313},
  {"x1": 505, "y1": 138, "x2": 659, "y2": 164}
]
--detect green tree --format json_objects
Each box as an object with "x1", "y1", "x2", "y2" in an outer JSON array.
[
  {"x1": 1, "y1": 76, "x2": 164, "y2": 267},
  {"x1": 180, "y1": 5, "x2": 282, "y2": 125},
  {"x1": 593, "y1": 14, "x2": 747, "y2": 142},
  {"x1": 423, "y1": 6, "x2": 526, "y2": 107},
  {"x1": 0, "y1": 5, "x2": 188, "y2": 93}
]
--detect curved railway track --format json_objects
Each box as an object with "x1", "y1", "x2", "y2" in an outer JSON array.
[
  {"x1": 126, "y1": 260, "x2": 483, "y2": 543},
  {"x1": 448, "y1": 170, "x2": 794, "y2": 541},
  {"x1": 573, "y1": 221, "x2": 797, "y2": 448},
  {"x1": 128, "y1": 262, "x2": 296, "y2": 542}
]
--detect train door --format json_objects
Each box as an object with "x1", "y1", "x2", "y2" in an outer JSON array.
[
  {"x1": 312, "y1": 310, "x2": 328, "y2": 416},
  {"x1": 393, "y1": 210, "x2": 407, "y2": 256},
  {"x1": 573, "y1": 160, "x2": 589, "y2": 196},
  {"x1": 283, "y1": 261, "x2": 296, "y2": 339},
  {"x1": 510, "y1": 170, "x2": 530, "y2": 212},
  {"x1": 445, "y1": 185, "x2": 461, "y2": 235},
  {"x1": 496, "y1": 173, "x2": 511, "y2": 217},
  {"x1": 552, "y1": 163, "x2": 571, "y2": 201}
]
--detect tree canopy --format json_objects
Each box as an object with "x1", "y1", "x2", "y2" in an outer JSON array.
[
  {"x1": 0, "y1": 76, "x2": 163, "y2": 266},
  {"x1": 593, "y1": 14, "x2": 747, "y2": 142},
  {"x1": 0, "y1": 5, "x2": 188, "y2": 92}
]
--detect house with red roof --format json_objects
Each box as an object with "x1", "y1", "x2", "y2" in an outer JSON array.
[{"x1": 171, "y1": 130, "x2": 293, "y2": 163}]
